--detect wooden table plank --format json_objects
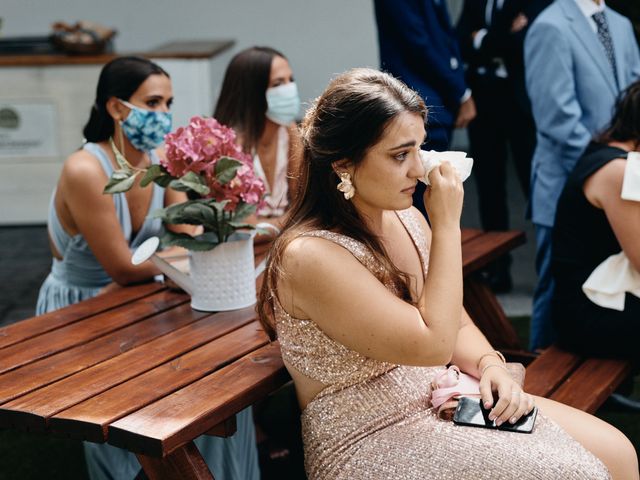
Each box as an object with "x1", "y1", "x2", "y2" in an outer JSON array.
[
  {"x1": 462, "y1": 230, "x2": 526, "y2": 276},
  {"x1": 0, "y1": 303, "x2": 207, "y2": 405},
  {"x1": 524, "y1": 346, "x2": 583, "y2": 397},
  {"x1": 0, "y1": 290, "x2": 187, "y2": 375},
  {"x1": 0, "y1": 306, "x2": 257, "y2": 431},
  {"x1": 550, "y1": 358, "x2": 631, "y2": 414},
  {"x1": 461, "y1": 228, "x2": 483, "y2": 244},
  {"x1": 0, "y1": 283, "x2": 163, "y2": 350},
  {"x1": 108, "y1": 342, "x2": 289, "y2": 457},
  {"x1": 49, "y1": 322, "x2": 269, "y2": 443}
]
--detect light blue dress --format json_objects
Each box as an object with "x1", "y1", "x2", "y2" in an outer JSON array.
[{"x1": 36, "y1": 142, "x2": 260, "y2": 480}]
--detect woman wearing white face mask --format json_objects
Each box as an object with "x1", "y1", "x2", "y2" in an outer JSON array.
[{"x1": 214, "y1": 46, "x2": 302, "y2": 253}]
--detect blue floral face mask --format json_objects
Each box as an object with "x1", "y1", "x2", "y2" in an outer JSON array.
[
  {"x1": 118, "y1": 99, "x2": 172, "y2": 152},
  {"x1": 265, "y1": 82, "x2": 300, "y2": 126}
]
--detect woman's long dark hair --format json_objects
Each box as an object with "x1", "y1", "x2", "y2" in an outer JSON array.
[
  {"x1": 596, "y1": 80, "x2": 640, "y2": 149},
  {"x1": 83, "y1": 56, "x2": 169, "y2": 142},
  {"x1": 213, "y1": 46, "x2": 286, "y2": 153},
  {"x1": 257, "y1": 68, "x2": 427, "y2": 339}
]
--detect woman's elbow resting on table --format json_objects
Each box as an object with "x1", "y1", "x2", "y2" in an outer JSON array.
[{"x1": 107, "y1": 262, "x2": 157, "y2": 286}]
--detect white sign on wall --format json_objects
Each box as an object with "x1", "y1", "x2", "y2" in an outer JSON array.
[{"x1": 0, "y1": 101, "x2": 59, "y2": 157}]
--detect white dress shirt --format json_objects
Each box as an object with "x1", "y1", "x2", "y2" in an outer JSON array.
[{"x1": 574, "y1": 0, "x2": 606, "y2": 33}]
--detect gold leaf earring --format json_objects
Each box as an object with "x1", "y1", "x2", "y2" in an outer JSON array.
[{"x1": 337, "y1": 172, "x2": 355, "y2": 200}]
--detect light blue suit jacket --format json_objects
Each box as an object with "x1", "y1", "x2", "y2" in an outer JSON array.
[{"x1": 525, "y1": 0, "x2": 640, "y2": 227}]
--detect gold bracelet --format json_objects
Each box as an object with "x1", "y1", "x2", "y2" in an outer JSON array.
[
  {"x1": 481, "y1": 363, "x2": 509, "y2": 376},
  {"x1": 477, "y1": 350, "x2": 506, "y2": 370}
]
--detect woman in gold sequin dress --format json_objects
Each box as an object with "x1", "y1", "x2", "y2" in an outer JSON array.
[{"x1": 258, "y1": 68, "x2": 638, "y2": 480}]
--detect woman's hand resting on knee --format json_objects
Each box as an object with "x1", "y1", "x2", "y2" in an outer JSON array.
[{"x1": 479, "y1": 366, "x2": 535, "y2": 426}]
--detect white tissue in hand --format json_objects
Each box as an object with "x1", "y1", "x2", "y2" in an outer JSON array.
[
  {"x1": 621, "y1": 152, "x2": 640, "y2": 202},
  {"x1": 418, "y1": 150, "x2": 474, "y2": 185}
]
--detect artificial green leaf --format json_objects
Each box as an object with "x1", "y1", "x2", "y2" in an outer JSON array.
[
  {"x1": 111, "y1": 169, "x2": 132, "y2": 180},
  {"x1": 151, "y1": 201, "x2": 219, "y2": 228},
  {"x1": 151, "y1": 204, "x2": 192, "y2": 224},
  {"x1": 153, "y1": 174, "x2": 174, "y2": 187},
  {"x1": 167, "y1": 179, "x2": 190, "y2": 192},
  {"x1": 217, "y1": 224, "x2": 234, "y2": 243},
  {"x1": 231, "y1": 202, "x2": 257, "y2": 221},
  {"x1": 214, "y1": 157, "x2": 242, "y2": 184},
  {"x1": 140, "y1": 164, "x2": 165, "y2": 187},
  {"x1": 178, "y1": 171, "x2": 210, "y2": 195},
  {"x1": 168, "y1": 175, "x2": 210, "y2": 195},
  {"x1": 160, "y1": 230, "x2": 218, "y2": 251},
  {"x1": 103, "y1": 171, "x2": 139, "y2": 194},
  {"x1": 204, "y1": 199, "x2": 230, "y2": 214},
  {"x1": 183, "y1": 202, "x2": 217, "y2": 227},
  {"x1": 227, "y1": 221, "x2": 256, "y2": 230}
]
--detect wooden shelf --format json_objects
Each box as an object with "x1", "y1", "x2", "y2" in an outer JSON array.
[{"x1": 0, "y1": 39, "x2": 234, "y2": 67}]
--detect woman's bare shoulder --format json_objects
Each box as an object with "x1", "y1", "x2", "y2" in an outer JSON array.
[
  {"x1": 585, "y1": 158, "x2": 626, "y2": 207},
  {"x1": 282, "y1": 233, "x2": 361, "y2": 280},
  {"x1": 62, "y1": 148, "x2": 106, "y2": 180},
  {"x1": 59, "y1": 147, "x2": 111, "y2": 199}
]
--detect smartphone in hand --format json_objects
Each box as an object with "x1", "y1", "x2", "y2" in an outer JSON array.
[{"x1": 453, "y1": 396, "x2": 537, "y2": 433}]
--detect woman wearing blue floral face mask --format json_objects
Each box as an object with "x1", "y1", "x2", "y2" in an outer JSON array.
[
  {"x1": 35, "y1": 56, "x2": 259, "y2": 480},
  {"x1": 214, "y1": 46, "x2": 303, "y2": 256},
  {"x1": 36, "y1": 56, "x2": 187, "y2": 314}
]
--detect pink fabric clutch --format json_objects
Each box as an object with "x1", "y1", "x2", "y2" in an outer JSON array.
[
  {"x1": 430, "y1": 363, "x2": 526, "y2": 420},
  {"x1": 430, "y1": 366, "x2": 480, "y2": 420}
]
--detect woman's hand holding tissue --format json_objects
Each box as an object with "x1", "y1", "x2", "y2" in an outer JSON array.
[
  {"x1": 420, "y1": 150, "x2": 471, "y2": 229},
  {"x1": 423, "y1": 161, "x2": 464, "y2": 230},
  {"x1": 418, "y1": 150, "x2": 473, "y2": 186}
]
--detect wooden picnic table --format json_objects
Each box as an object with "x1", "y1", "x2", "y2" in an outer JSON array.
[{"x1": 0, "y1": 227, "x2": 524, "y2": 479}]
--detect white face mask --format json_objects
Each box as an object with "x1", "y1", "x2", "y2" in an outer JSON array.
[{"x1": 266, "y1": 82, "x2": 301, "y2": 125}]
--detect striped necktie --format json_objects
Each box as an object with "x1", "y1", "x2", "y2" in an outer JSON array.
[{"x1": 592, "y1": 11, "x2": 619, "y2": 88}]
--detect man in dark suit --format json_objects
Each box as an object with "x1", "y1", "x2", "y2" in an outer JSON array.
[
  {"x1": 373, "y1": 0, "x2": 476, "y2": 217},
  {"x1": 456, "y1": 0, "x2": 551, "y2": 292}
]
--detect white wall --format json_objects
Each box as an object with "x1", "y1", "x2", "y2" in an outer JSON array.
[
  {"x1": 0, "y1": 0, "x2": 467, "y2": 224},
  {"x1": 1, "y1": 0, "x2": 381, "y2": 107},
  {"x1": 1, "y1": 0, "x2": 464, "y2": 106}
]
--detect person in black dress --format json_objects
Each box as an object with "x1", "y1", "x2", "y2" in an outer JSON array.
[{"x1": 552, "y1": 80, "x2": 640, "y2": 364}]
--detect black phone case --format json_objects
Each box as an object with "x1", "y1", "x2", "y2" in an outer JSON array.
[{"x1": 453, "y1": 396, "x2": 537, "y2": 433}]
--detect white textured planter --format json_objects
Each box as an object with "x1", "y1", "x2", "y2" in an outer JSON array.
[{"x1": 189, "y1": 232, "x2": 256, "y2": 312}]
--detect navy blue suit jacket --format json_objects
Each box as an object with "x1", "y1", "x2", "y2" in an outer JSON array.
[{"x1": 374, "y1": 0, "x2": 467, "y2": 135}]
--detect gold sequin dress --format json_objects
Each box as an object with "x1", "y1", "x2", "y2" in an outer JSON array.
[{"x1": 274, "y1": 209, "x2": 610, "y2": 480}]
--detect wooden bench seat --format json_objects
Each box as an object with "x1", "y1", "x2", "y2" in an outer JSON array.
[
  {"x1": 457, "y1": 230, "x2": 631, "y2": 415},
  {"x1": 524, "y1": 345, "x2": 631, "y2": 414}
]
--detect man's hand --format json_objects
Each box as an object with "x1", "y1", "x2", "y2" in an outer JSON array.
[
  {"x1": 455, "y1": 96, "x2": 477, "y2": 129},
  {"x1": 511, "y1": 13, "x2": 528, "y2": 33}
]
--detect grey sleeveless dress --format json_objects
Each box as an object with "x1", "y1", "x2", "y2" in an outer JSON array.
[{"x1": 36, "y1": 142, "x2": 259, "y2": 480}]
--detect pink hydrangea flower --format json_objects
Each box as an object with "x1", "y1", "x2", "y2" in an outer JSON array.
[{"x1": 163, "y1": 116, "x2": 265, "y2": 209}]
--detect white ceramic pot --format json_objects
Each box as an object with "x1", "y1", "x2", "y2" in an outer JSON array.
[{"x1": 189, "y1": 232, "x2": 256, "y2": 312}]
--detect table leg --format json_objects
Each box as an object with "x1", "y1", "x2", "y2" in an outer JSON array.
[
  {"x1": 463, "y1": 273, "x2": 522, "y2": 351},
  {"x1": 136, "y1": 441, "x2": 214, "y2": 480},
  {"x1": 205, "y1": 415, "x2": 237, "y2": 437}
]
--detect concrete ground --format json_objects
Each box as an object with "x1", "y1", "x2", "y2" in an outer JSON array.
[{"x1": 0, "y1": 135, "x2": 536, "y2": 327}]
